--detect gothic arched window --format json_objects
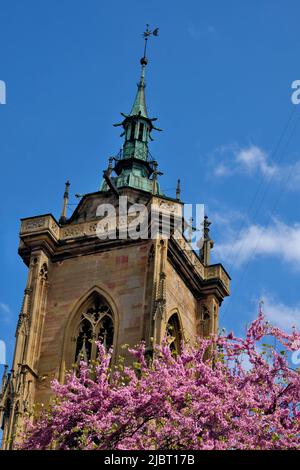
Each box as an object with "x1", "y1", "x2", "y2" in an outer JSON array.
[
  {"x1": 166, "y1": 313, "x2": 181, "y2": 354},
  {"x1": 74, "y1": 296, "x2": 114, "y2": 365}
]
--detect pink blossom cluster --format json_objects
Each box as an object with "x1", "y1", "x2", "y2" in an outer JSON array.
[{"x1": 20, "y1": 313, "x2": 300, "y2": 450}]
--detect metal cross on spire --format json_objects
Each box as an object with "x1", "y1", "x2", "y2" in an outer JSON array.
[{"x1": 141, "y1": 24, "x2": 159, "y2": 64}]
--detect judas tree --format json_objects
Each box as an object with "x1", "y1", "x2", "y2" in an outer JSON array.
[{"x1": 20, "y1": 313, "x2": 300, "y2": 450}]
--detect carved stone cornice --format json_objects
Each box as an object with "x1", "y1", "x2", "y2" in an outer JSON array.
[
  {"x1": 18, "y1": 196, "x2": 230, "y2": 304},
  {"x1": 168, "y1": 237, "x2": 230, "y2": 302}
]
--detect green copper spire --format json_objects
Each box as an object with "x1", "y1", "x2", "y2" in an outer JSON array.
[
  {"x1": 130, "y1": 61, "x2": 148, "y2": 118},
  {"x1": 100, "y1": 25, "x2": 163, "y2": 195}
]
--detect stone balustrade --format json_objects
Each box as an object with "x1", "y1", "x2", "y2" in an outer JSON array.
[{"x1": 20, "y1": 215, "x2": 60, "y2": 240}]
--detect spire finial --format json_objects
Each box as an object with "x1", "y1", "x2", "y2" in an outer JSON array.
[
  {"x1": 129, "y1": 25, "x2": 159, "y2": 118},
  {"x1": 203, "y1": 215, "x2": 212, "y2": 239},
  {"x1": 259, "y1": 300, "x2": 264, "y2": 315},
  {"x1": 141, "y1": 24, "x2": 159, "y2": 65},
  {"x1": 152, "y1": 160, "x2": 163, "y2": 195},
  {"x1": 200, "y1": 215, "x2": 214, "y2": 265},
  {"x1": 107, "y1": 157, "x2": 113, "y2": 176},
  {"x1": 59, "y1": 180, "x2": 70, "y2": 224},
  {"x1": 176, "y1": 179, "x2": 181, "y2": 201},
  {"x1": 1, "y1": 364, "x2": 8, "y2": 389}
]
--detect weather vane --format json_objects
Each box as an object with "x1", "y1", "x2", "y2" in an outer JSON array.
[
  {"x1": 259, "y1": 300, "x2": 264, "y2": 315},
  {"x1": 141, "y1": 24, "x2": 159, "y2": 62}
]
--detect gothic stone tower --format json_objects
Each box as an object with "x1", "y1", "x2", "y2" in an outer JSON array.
[{"x1": 0, "y1": 32, "x2": 230, "y2": 449}]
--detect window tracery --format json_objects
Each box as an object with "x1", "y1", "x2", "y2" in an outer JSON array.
[
  {"x1": 166, "y1": 313, "x2": 181, "y2": 353},
  {"x1": 74, "y1": 297, "x2": 114, "y2": 364}
]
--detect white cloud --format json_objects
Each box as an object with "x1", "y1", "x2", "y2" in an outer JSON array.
[
  {"x1": 236, "y1": 146, "x2": 277, "y2": 177},
  {"x1": 211, "y1": 144, "x2": 300, "y2": 190},
  {"x1": 0, "y1": 302, "x2": 10, "y2": 314},
  {"x1": 214, "y1": 218, "x2": 300, "y2": 268},
  {"x1": 211, "y1": 207, "x2": 249, "y2": 226},
  {"x1": 187, "y1": 24, "x2": 216, "y2": 39},
  {"x1": 214, "y1": 163, "x2": 232, "y2": 177},
  {"x1": 0, "y1": 340, "x2": 6, "y2": 365},
  {"x1": 261, "y1": 294, "x2": 300, "y2": 330},
  {"x1": 0, "y1": 302, "x2": 11, "y2": 323}
]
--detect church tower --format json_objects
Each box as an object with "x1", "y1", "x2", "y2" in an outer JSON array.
[{"x1": 0, "y1": 27, "x2": 230, "y2": 449}]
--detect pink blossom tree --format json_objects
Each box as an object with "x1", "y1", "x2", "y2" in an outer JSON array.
[{"x1": 20, "y1": 313, "x2": 300, "y2": 450}]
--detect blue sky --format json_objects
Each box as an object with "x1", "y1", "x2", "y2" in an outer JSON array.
[{"x1": 1, "y1": 0, "x2": 300, "y2": 372}]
